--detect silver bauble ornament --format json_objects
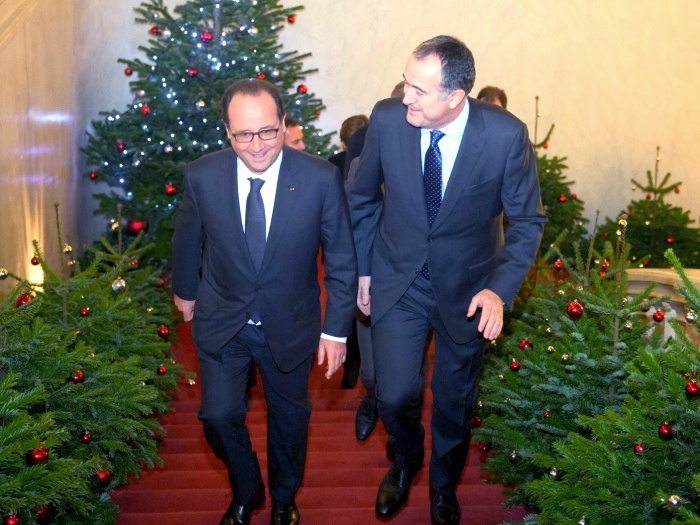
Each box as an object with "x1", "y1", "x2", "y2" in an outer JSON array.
[
  {"x1": 111, "y1": 277, "x2": 126, "y2": 293},
  {"x1": 162, "y1": 28, "x2": 172, "y2": 39},
  {"x1": 624, "y1": 321, "x2": 633, "y2": 331},
  {"x1": 668, "y1": 494, "x2": 682, "y2": 509},
  {"x1": 0, "y1": 268, "x2": 8, "y2": 280},
  {"x1": 686, "y1": 310, "x2": 697, "y2": 323},
  {"x1": 164, "y1": 144, "x2": 174, "y2": 153}
]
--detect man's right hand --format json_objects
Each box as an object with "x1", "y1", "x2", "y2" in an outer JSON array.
[
  {"x1": 174, "y1": 295, "x2": 196, "y2": 322},
  {"x1": 357, "y1": 276, "x2": 371, "y2": 316}
]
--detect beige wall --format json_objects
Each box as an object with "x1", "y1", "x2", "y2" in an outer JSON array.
[{"x1": 2, "y1": 0, "x2": 699, "y2": 295}]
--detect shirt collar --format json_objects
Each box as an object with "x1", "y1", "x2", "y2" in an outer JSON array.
[
  {"x1": 422, "y1": 99, "x2": 470, "y2": 138},
  {"x1": 237, "y1": 150, "x2": 284, "y2": 180}
]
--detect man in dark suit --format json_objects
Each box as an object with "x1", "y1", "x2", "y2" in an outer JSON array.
[
  {"x1": 172, "y1": 79, "x2": 357, "y2": 525},
  {"x1": 346, "y1": 36, "x2": 545, "y2": 525}
]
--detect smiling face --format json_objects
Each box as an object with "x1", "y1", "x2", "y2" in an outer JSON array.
[
  {"x1": 402, "y1": 53, "x2": 466, "y2": 129},
  {"x1": 226, "y1": 91, "x2": 285, "y2": 175}
]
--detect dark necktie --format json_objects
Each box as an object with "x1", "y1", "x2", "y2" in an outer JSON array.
[
  {"x1": 421, "y1": 130, "x2": 445, "y2": 280},
  {"x1": 245, "y1": 177, "x2": 266, "y2": 273}
]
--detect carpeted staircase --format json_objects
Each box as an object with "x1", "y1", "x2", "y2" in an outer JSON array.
[{"x1": 112, "y1": 321, "x2": 525, "y2": 525}]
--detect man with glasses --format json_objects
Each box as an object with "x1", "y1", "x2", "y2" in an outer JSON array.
[{"x1": 172, "y1": 78, "x2": 357, "y2": 525}]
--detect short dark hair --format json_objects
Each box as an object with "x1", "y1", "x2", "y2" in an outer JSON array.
[
  {"x1": 339, "y1": 115, "x2": 369, "y2": 146},
  {"x1": 413, "y1": 35, "x2": 475, "y2": 96},
  {"x1": 477, "y1": 86, "x2": 508, "y2": 109},
  {"x1": 284, "y1": 116, "x2": 301, "y2": 129},
  {"x1": 221, "y1": 79, "x2": 285, "y2": 128}
]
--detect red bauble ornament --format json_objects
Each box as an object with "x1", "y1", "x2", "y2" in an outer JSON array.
[
  {"x1": 128, "y1": 258, "x2": 139, "y2": 267},
  {"x1": 666, "y1": 237, "x2": 674, "y2": 245},
  {"x1": 675, "y1": 187, "x2": 680, "y2": 194},
  {"x1": 518, "y1": 338, "x2": 533, "y2": 350},
  {"x1": 571, "y1": 193, "x2": 577, "y2": 199},
  {"x1": 117, "y1": 141, "x2": 126, "y2": 152},
  {"x1": 124, "y1": 67, "x2": 133, "y2": 76},
  {"x1": 157, "y1": 365, "x2": 168, "y2": 376},
  {"x1": 509, "y1": 359, "x2": 521, "y2": 372},
  {"x1": 257, "y1": 72, "x2": 266, "y2": 80},
  {"x1": 633, "y1": 443, "x2": 644, "y2": 454},
  {"x1": 69, "y1": 370, "x2": 85, "y2": 384},
  {"x1": 477, "y1": 442, "x2": 491, "y2": 453},
  {"x1": 188, "y1": 68, "x2": 198, "y2": 77},
  {"x1": 141, "y1": 105, "x2": 151, "y2": 115},
  {"x1": 603, "y1": 230, "x2": 609, "y2": 238},
  {"x1": 4, "y1": 514, "x2": 19, "y2": 525},
  {"x1": 96, "y1": 469, "x2": 112, "y2": 486},
  {"x1": 544, "y1": 410, "x2": 551, "y2": 418},
  {"x1": 626, "y1": 210, "x2": 632, "y2": 217},
  {"x1": 126, "y1": 220, "x2": 149, "y2": 236},
  {"x1": 645, "y1": 193, "x2": 651, "y2": 200},
  {"x1": 164, "y1": 183, "x2": 177, "y2": 196},
  {"x1": 80, "y1": 432, "x2": 93, "y2": 444},
  {"x1": 157, "y1": 325, "x2": 170, "y2": 339},
  {"x1": 469, "y1": 415, "x2": 482, "y2": 428},
  {"x1": 557, "y1": 194, "x2": 567, "y2": 203},
  {"x1": 30, "y1": 257, "x2": 39, "y2": 266},
  {"x1": 36, "y1": 506, "x2": 50, "y2": 523},
  {"x1": 553, "y1": 259, "x2": 564, "y2": 271},
  {"x1": 566, "y1": 300, "x2": 584, "y2": 320},
  {"x1": 15, "y1": 294, "x2": 32, "y2": 308},
  {"x1": 543, "y1": 142, "x2": 549, "y2": 149},
  {"x1": 287, "y1": 14, "x2": 296, "y2": 23},
  {"x1": 89, "y1": 170, "x2": 97, "y2": 180},
  {"x1": 598, "y1": 270, "x2": 607, "y2": 277},
  {"x1": 149, "y1": 26, "x2": 160, "y2": 36},
  {"x1": 296, "y1": 84, "x2": 308, "y2": 95},
  {"x1": 27, "y1": 446, "x2": 49, "y2": 465},
  {"x1": 658, "y1": 422, "x2": 673, "y2": 440},
  {"x1": 200, "y1": 30, "x2": 213, "y2": 43},
  {"x1": 601, "y1": 259, "x2": 610, "y2": 270},
  {"x1": 640, "y1": 302, "x2": 650, "y2": 313},
  {"x1": 652, "y1": 310, "x2": 665, "y2": 323},
  {"x1": 686, "y1": 381, "x2": 700, "y2": 398},
  {"x1": 80, "y1": 307, "x2": 90, "y2": 317}
]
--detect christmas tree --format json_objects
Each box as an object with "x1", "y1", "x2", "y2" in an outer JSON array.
[
  {"x1": 597, "y1": 147, "x2": 700, "y2": 268},
  {"x1": 522, "y1": 249, "x2": 700, "y2": 524},
  {"x1": 0, "y1": 214, "x2": 183, "y2": 524},
  {"x1": 473, "y1": 224, "x2": 666, "y2": 513},
  {"x1": 82, "y1": 0, "x2": 332, "y2": 264}
]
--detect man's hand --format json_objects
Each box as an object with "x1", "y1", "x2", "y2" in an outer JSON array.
[
  {"x1": 317, "y1": 339, "x2": 347, "y2": 380},
  {"x1": 357, "y1": 276, "x2": 371, "y2": 316},
  {"x1": 174, "y1": 295, "x2": 196, "y2": 322},
  {"x1": 466, "y1": 289, "x2": 503, "y2": 341}
]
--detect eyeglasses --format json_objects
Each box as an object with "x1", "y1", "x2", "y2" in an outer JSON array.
[{"x1": 229, "y1": 127, "x2": 280, "y2": 143}]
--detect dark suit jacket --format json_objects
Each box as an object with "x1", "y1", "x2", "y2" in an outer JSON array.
[
  {"x1": 172, "y1": 147, "x2": 358, "y2": 372},
  {"x1": 347, "y1": 97, "x2": 546, "y2": 344}
]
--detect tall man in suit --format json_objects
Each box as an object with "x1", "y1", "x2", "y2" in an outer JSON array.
[
  {"x1": 346, "y1": 36, "x2": 546, "y2": 525},
  {"x1": 172, "y1": 79, "x2": 357, "y2": 525}
]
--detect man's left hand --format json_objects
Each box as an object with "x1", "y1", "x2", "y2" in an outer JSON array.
[
  {"x1": 466, "y1": 289, "x2": 503, "y2": 341},
  {"x1": 317, "y1": 339, "x2": 347, "y2": 379}
]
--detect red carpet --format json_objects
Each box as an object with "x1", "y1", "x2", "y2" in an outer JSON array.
[{"x1": 112, "y1": 320, "x2": 526, "y2": 525}]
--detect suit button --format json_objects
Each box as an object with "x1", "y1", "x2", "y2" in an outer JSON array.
[
  {"x1": 428, "y1": 236, "x2": 434, "y2": 242},
  {"x1": 246, "y1": 311, "x2": 252, "y2": 319}
]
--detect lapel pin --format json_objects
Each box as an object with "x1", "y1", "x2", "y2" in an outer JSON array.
[{"x1": 289, "y1": 186, "x2": 295, "y2": 191}]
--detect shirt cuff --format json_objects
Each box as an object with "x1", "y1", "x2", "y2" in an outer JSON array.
[{"x1": 321, "y1": 332, "x2": 347, "y2": 343}]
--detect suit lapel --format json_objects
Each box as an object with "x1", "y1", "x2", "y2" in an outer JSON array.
[
  {"x1": 432, "y1": 99, "x2": 485, "y2": 231},
  {"x1": 400, "y1": 122, "x2": 427, "y2": 220},
  {"x1": 259, "y1": 152, "x2": 299, "y2": 275}
]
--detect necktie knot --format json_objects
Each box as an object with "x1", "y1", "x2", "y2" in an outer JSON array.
[
  {"x1": 429, "y1": 129, "x2": 445, "y2": 148},
  {"x1": 248, "y1": 177, "x2": 265, "y2": 193}
]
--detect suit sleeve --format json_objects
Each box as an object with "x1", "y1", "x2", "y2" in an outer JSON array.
[
  {"x1": 346, "y1": 105, "x2": 385, "y2": 276},
  {"x1": 486, "y1": 123, "x2": 546, "y2": 309},
  {"x1": 171, "y1": 166, "x2": 206, "y2": 301},
  {"x1": 320, "y1": 167, "x2": 358, "y2": 338}
]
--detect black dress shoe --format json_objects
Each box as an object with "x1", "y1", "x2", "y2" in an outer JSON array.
[
  {"x1": 375, "y1": 462, "x2": 415, "y2": 519},
  {"x1": 270, "y1": 500, "x2": 299, "y2": 525},
  {"x1": 430, "y1": 492, "x2": 460, "y2": 525},
  {"x1": 355, "y1": 394, "x2": 378, "y2": 441},
  {"x1": 220, "y1": 487, "x2": 265, "y2": 525}
]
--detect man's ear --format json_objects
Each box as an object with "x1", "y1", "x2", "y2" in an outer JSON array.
[{"x1": 448, "y1": 90, "x2": 466, "y2": 109}]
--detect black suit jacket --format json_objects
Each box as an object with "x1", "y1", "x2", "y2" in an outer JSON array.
[
  {"x1": 172, "y1": 147, "x2": 358, "y2": 372},
  {"x1": 347, "y1": 97, "x2": 546, "y2": 343}
]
